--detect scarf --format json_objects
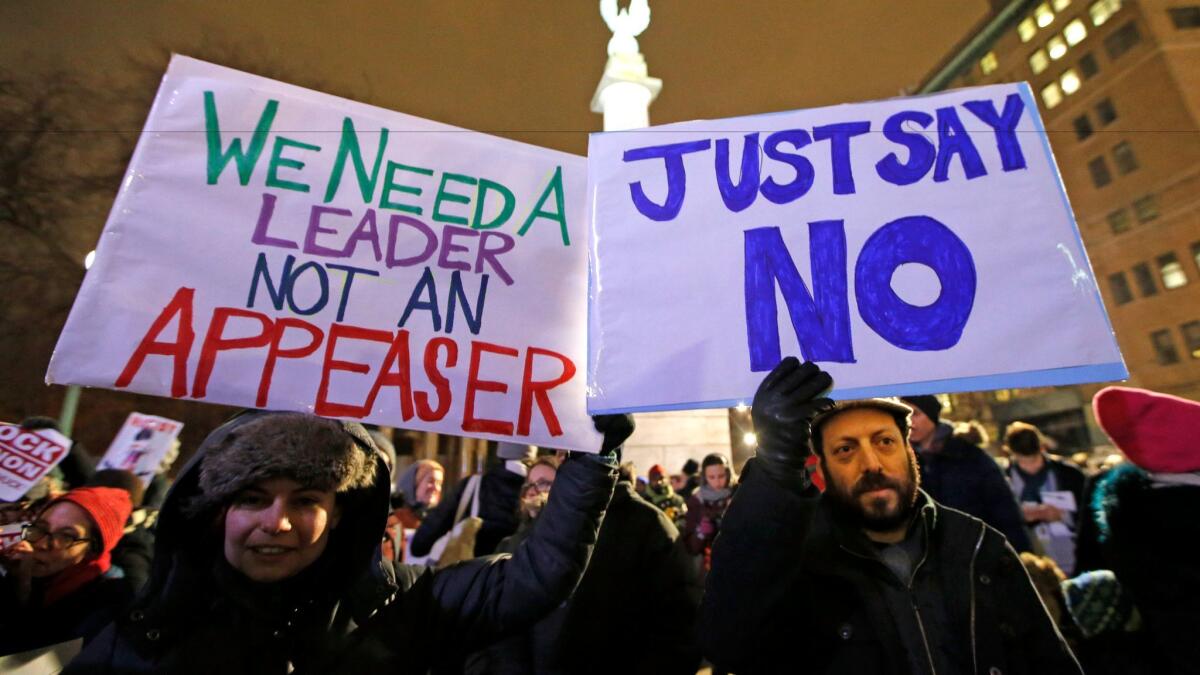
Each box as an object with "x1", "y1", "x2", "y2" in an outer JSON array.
[{"x1": 697, "y1": 484, "x2": 732, "y2": 503}]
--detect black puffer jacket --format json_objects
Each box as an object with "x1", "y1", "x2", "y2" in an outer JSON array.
[
  {"x1": 701, "y1": 459, "x2": 1081, "y2": 675},
  {"x1": 64, "y1": 412, "x2": 615, "y2": 674},
  {"x1": 470, "y1": 481, "x2": 700, "y2": 674}
]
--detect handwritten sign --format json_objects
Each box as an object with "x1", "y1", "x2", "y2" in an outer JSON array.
[
  {"x1": 48, "y1": 56, "x2": 602, "y2": 452},
  {"x1": 96, "y1": 413, "x2": 184, "y2": 487},
  {"x1": 0, "y1": 522, "x2": 24, "y2": 551},
  {"x1": 587, "y1": 83, "x2": 1126, "y2": 412},
  {"x1": 0, "y1": 423, "x2": 71, "y2": 501}
]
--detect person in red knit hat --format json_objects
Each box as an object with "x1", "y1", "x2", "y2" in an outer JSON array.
[
  {"x1": 0, "y1": 486, "x2": 135, "y2": 656},
  {"x1": 1086, "y1": 386, "x2": 1200, "y2": 675}
]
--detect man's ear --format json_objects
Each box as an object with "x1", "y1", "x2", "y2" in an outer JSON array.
[{"x1": 329, "y1": 503, "x2": 342, "y2": 530}]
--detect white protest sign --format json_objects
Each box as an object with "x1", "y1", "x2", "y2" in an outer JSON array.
[
  {"x1": 0, "y1": 522, "x2": 24, "y2": 551},
  {"x1": 0, "y1": 423, "x2": 72, "y2": 501},
  {"x1": 587, "y1": 83, "x2": 1126, "y2": 412},
  {"x1": 48, "y1": 56, "x2": 602, "y2": 451},
  {"x1": 96, "y1": 413, "x2": 184, "y2": 487}
]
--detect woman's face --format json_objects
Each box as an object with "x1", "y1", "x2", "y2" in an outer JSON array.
[
  {"x1": 704, "y1": 464, "x2": 729, "y2": 491},
  {"x1": 223, "y1": 477, "x2": 340, "y2": 583},
  {"x1": 416, "y1": 468, "x2": 444, "y2": 507},
  {"x1": 27, "y1": 501, "x2": 94, "y2": 578}
]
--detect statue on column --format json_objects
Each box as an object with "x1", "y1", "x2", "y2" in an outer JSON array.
[{"x1": 600, "y1": 0, "x2": 651, "y2": 57}]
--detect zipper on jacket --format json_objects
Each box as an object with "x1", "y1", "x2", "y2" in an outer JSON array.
[
  {"x1": 969, "y1": 524, "x2": 986, "y2": 675},
  {"x1": 911, "y1": 598, "x2": 937, "y2": 675},
  {"x1": 840, "y1": 542, "x2": 938, "y2": 675}
]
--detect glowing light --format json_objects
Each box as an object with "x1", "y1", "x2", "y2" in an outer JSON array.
[
  {"x1": 742, "y1": 432, "x2": 757, "y2": 447},
  {"x1": 84, "y1": 250, "x2": 96, "y2": 269}
]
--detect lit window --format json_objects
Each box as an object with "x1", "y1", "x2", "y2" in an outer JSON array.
[
  {"x1": 1151, "y1": 329, "x2": 1180, "y2": 365},
  {"x1": 981, "y1": 51, "x2": 999, "y2": 75},
  {"x1": 1030, "y1": 49, "x2": 1050, "y2": 74},
  {"x1": 1193, "y1": 241, "x2": 1200, "y2": 272},
  {"x1": 1133, "y1": 262, "x2": 1158, "y2": 296},
  {"x1": 1042, "y1": 82, "x2": 1064, "y2": 108},
  {"x1": 1095, "y1": 98, "x2": 1118, "y2": 124},
  {"x1": 1104, "y1": 21, "x2": 1141, "y2": 59},
  {"x1": 1048, "y1": 35, "x2": 1069, "y2": 60},
  {"x1": 1181, "y1": 321, "x2": 1200, "y2": 359},
  {"x1": 1061, "y1": 69, "x2": 1082, "y2": 94},
  {"x1": 1134, "y1": 194, "x2": 1159, "y2": 222},
  {"x1": 1088, "y1": 156, "x2": 1112, "y2": 187},
  {"x1": 1055, "y1": 0, "x2": 1072, "y2": 9},
  {"x1": 1036, "y1": 2, "x2": 1056, "y2": 28},
  {"x1": 1090, "y1": 0, "x2": 1122, "y2": 26},
  {"x1": 1159, "y1": 253, "x2": 1189, "y2": 289},
  {"x1": 1019, "y1": 16, "x2": 1039, "y2": 41},
  {"x1": 1170, "y1": 7, "x2": 1200, "y2": 29},
  {"x1": 1079, "y1": 52, "x2": 1100, "y2": 78},
  {"x1": 1107, "y1": 272, "x2": 1133, "y2": 304},
  {"x1": 1065, "y1": 18, "x2": 1088, "y2": 45},
  {"x1": 1106, "y1": 208, "x2": 1130, "y2": 233},
  {"x1": 1112, "y1": 141, "x2": 1138, "y2": 174},
  {"x1": 1074, "y1": 114, "x2": 1094, "y2": 140}
]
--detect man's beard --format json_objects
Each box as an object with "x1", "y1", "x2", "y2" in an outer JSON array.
[{"x1": 825, "y1": 451, "x2": 921, "y2": 534}]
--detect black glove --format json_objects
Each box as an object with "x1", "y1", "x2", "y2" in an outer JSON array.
[
  {"x1": 751, "y1": 357, "x2": 835, "y2": 491},
  {"x1": 593, "y1": 413, "x2": 635, "y2": 455}
]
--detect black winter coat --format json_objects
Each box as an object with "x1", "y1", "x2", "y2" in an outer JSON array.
[
  {"x1": 472, "y1": 482, "x2": 700, "y2": 674},
  {"x1": 918, "y1": 425, "x2": 1033, "y2": 552},
  {"x1": 410, "y1": 461, "x2": 524, "y2": 558},
  {"x1": 701, "y1": 459, "x2": 1081, "y2": 675},
  {"x1": 63, "y1": 413, "x2": 615, "y2": 674},
  {"x1": 0, "y1": 572, "x2": 134, "y2": 656},
  {"x1": 1092, "y1": 464, "x2": 1200, "y2": 674}
]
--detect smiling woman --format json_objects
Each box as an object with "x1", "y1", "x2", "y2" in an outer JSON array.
[{"x1": 66, "y1": 409, "x2": 622, "y2": 674}]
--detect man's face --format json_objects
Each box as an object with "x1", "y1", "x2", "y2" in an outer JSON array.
[
  {"x1": 223, "y1": 477, "x2": 340, "y2": 583},
  {"x1": 820, "y1": 408, "x2": 920, "y2": 534},
  {"x1": 649, "y1": 473, "x2": 666, "y2": 490},
  {"x1": 669, "y1": 475, "x2": 686, "y2": 491},
  {"x1": 907, "y1": 407, "x2": 936, "y2": 446}
]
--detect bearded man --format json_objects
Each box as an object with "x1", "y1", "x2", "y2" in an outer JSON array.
[{"x1": 700, "y1": 358, "x2": 1081, "y2": 675}]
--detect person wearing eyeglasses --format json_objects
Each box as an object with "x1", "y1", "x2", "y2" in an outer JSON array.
[{"x1": 0, "y1": 486, "x2": 134, "y2": 656}]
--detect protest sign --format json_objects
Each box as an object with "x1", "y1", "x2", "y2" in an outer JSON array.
[
  {"x1": 0, "y1": 522, "x2": 24, "y2": 551},
  {"x1": 0, "y1": 423, "x2": 72, "y2": 501},
  {"x1": 48, "y1": 56, "x2": 602, "y2": 451},
  {"x1": 96, "y1": 413, "x2": 184, "y2": 487},
  {"x1": 587, "y1": 83, "x2": 1126, "y2": 413}
]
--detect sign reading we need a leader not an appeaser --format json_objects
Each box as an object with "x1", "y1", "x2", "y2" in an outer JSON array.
[
  {"x1": 587, "y1": 83, "x2": 1126, "y2": 413},
  {"x1": 48, "y1": 56, "x2": 603, "y2": 451}
]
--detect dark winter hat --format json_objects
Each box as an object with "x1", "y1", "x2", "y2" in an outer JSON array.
[
  {"x1": 51, "y1": 487, "x2": 133, "y2": 555},
  {"x1": 900, "y1": 395, "x2": 941, "y2": 424},
  {"x1": 192, "y1": 412, "x2": 377, "y2": 513},
  {"x1": 681, "y1": 459, "x2": 699, "y2": 476},
  {"x1": 1093, "y1": 386, "x2": 1200, "y2": 473},
  {"x1": 1061, "y1": 570, "x2": 1138, "y2": 638}
]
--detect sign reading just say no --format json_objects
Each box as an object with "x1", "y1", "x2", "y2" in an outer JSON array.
[
  {"x1": 587, "y1": 83, "x2": 1126, "y2": 413},
  {"x1": 49, "y1": 56, "x2": 603, "y2": 452}
]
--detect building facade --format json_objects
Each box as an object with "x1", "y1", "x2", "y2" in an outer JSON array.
[{"x1": 919, "y1": 0, "x2": 1200, "y2": 452}]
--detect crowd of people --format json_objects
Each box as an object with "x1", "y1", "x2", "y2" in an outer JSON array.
[{"x1": 0, "y1": 362, "x2": 1196, "y2": 673}]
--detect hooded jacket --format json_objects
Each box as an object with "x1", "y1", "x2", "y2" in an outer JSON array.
[
  {"x1": 701, "y1": 459, "x2": 1081, "y2": 675},
  {"x1": 64, "y1": 411, "x2": 616, "y2": 674}
]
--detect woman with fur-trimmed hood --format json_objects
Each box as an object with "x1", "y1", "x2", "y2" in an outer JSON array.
[{"x1": 65, "y1": 410, "x2": 625, "y2": 674}]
